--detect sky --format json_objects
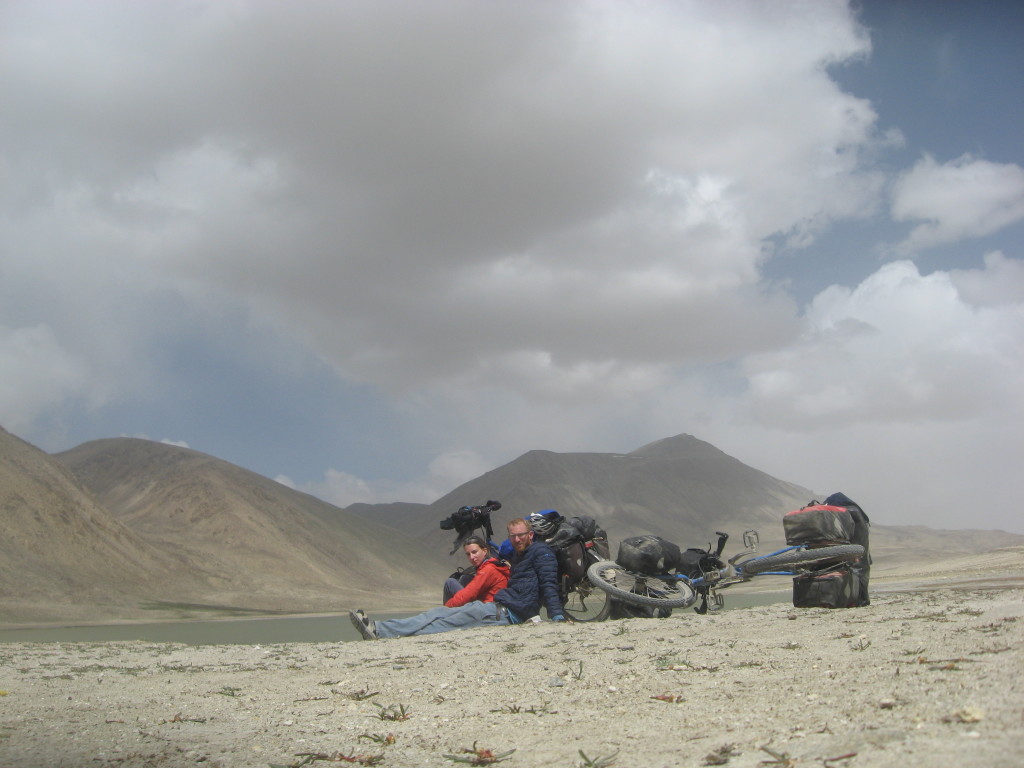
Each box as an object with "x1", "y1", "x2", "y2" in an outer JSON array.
[{"x1": 2, "y1": 0, "x2": 1022, "y2": 533}]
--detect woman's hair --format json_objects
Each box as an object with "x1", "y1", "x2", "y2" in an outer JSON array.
[
  {"x1": 463, "y1": 535, "x2": 501, "y2": 560},
  {"x1": 461, "y1": 535, "x2": 489, "y2": 552}
]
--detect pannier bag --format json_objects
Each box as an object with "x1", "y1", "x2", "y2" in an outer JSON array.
[
  {"x1": 787, "y1": 491, "x2": 871, "y2": 608},
  {"x1": 783, "y1": 503, "x2": 855, "y2": 546},
  {"x1": 536, "y1": 513, "x2": 610, "y2": 584},
  {"x1": 545, "y1": 515, "x2": 600, "y2": 549},
  {"x1": 616, "y1": 535, "x2": 682, "y2": 575},
  {"x1": 556, "y1": 540, "x2": 589, "y2": 584},
  {"x1": 676, "y1": 547, "x2": 726, "y2": 579},
  {"x1": 822, "y1": 491, "x2": 871, "y2": 606},
  {"x1": 793, "y1": 563, "x2": 862, "y2": 608},
  {"x1": 823, "y1": 492, "x2": 870, "y2": 554}
]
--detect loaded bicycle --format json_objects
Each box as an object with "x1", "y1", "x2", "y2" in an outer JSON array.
[{"x1": 586, "y1": 529, "x2": 865, "y2": 615}]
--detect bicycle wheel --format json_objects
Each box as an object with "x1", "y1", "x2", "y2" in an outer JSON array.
[
  {"x1": 740, "y1": 544, "x2": 865, "y2": 576},
  {"x1": 586, "y1": 560, "x2": 696, "y2": 609},
  {"x1": 561, "y1": 573, "x2": 612, "y2": 622}
]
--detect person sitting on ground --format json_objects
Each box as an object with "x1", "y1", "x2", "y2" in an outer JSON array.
[
  {"x1": 349, "y1": 517, "x2": 565, "y2": 640},
  {"x1": 442, "y1": 535, "x2": 510, "y2": 606}
]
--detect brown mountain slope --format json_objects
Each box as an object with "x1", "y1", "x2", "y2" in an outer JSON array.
[
  {"x1": 0, "y1": 426, "x2": 185, "y2": 621},
  {"x1": 56, "y1": 438, "x2": 448, "y2": 613}
]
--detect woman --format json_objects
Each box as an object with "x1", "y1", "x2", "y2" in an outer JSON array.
[{"x1": 443, "y1": 536, "x2": 510, "y2": 607}]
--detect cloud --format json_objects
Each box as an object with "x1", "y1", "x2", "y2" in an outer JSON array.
[
  {"x1": 3, "y1": 2, "x2": 1021, "y2": 532},
  {"x1": 1, "y1": 0, "x2": 882, "y2": 395},
  {"x1": 0, "y1": 324, "x2": 86, "y2": 435},
  {"x1": 708, "y1": 256, "x2": 1024, "y2": 530},
  {"x1": 890, "y1": 154, "x2": 1024, "y2": 253},
  {"x1": 299, "y1": 449, "x2": 491, "y2": 507},
  {"x1": 743, "y1": 260, "x2": 1023, "y2": 428},
  {"x1": 950, "y1": 250, "x2": 1024, "y2": 305},
  {"x1": 159, "y1": 438, "x2": 191, "y2": 449}
]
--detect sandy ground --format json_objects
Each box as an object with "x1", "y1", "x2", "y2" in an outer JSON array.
[{"x1": 1, "y1": 572, "x2": 1022, "y2": 768}]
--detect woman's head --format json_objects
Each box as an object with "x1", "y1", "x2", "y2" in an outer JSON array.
[{"x1": 462, "y1": 536, "x2": 492, "y2": 568}]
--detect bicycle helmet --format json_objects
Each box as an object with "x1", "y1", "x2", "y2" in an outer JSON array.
[{"x1": 528, "y1": 509, "x2": 563, "y2": 539}]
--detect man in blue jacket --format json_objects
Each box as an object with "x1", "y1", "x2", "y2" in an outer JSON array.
[{"x1": 349, "y1": 517, "x2": 565, "y2": 640}]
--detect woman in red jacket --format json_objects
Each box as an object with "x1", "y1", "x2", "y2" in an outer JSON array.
[{"x1": 444, "y1": 536, "x2": 511, "y2": 607}]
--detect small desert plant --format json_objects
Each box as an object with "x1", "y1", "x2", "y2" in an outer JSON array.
[
  {"x1": 370, "y1": 702, "x2": 411, "y2": 721},
  {"x1": 578, "y1": 749, "x2": 619, "y2": 767},
  {"x1": 443, "y1": 742, "x2": 515, "y2": 765}
]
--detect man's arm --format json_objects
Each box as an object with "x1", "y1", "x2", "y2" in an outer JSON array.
[{"x1": 533, "y1": 544, "x2": 565, "y2": 619}]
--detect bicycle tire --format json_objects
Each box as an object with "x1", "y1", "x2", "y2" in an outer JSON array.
[
  {"x1": 561, "y1": 573, "x2": 612, "y2": 622},
  {"x1": 586, "y1": 560, "x2": 696, "y2": 609},
  {"x1": 739, "y1": 544, "x2": 865, "y2": 576}
]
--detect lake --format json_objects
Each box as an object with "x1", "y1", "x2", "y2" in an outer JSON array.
[{"x1": 0, "y1": 591, "x2": 789, "y2": 644}]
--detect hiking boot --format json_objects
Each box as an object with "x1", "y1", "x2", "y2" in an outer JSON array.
[{"x1": 348, "y1": 609, "x2": 378, "y2": 641}]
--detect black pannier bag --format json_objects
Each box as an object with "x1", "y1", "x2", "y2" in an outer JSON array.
[
  {"x1": 616, "y1": 535, "x2": 682, "y2": 575},
  {"x1": 543, "y1": 515, "x2": 610, "y2": 584},
  {"x1": 556, "y1": 540, "x2": 589, "y2": 584},
  {"x1": 546, "y1": 515, "x2": 600, "y2": 550},
  {"x1": 783, "y1": 503, "x2": 855, "y2": 546},
  {"x1": 676, "y1": 547, "x2": 726, "y2": 579},
  {"x1": 822, "y1": 492, "x2": 871, "y2": 607},
  {"x1": 793, "y1": 563, "x2": 862, "y2": 608},
  {"x1": 787, "y1": 492, "x2": 871, "y2": 608}
]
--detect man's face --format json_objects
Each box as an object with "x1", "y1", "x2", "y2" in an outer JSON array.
[{"x1": 507, "y1": 523, "x2": 534, "y2": 555}]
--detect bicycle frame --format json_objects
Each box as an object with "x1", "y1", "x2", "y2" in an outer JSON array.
[{"x1": 672, "y1": 529, "x2": 761, "y2": 613}]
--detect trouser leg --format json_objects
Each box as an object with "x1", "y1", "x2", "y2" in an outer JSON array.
[
  {"x1": 375, "y1": 602, "x2": 505, "y2": 639},
  {"x1": 442, "y1": 577, "x2": 464, "y2": 603}
]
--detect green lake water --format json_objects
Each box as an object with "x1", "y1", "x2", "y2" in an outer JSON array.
[{"x1": 0, "y1": 591, "x2": 789, "y2": 645}]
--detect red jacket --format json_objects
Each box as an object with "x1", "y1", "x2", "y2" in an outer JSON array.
[{"x1": 445, "y1": 558, "x2": 511, "y2": 607}]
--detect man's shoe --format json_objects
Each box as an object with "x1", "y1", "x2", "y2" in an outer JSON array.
[{"x1": 348, "y1": 609, "x2": 378, "y2": 641}]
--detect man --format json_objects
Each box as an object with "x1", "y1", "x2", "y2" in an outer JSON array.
[{"x1": 349, "y1": 517, "x2": 565, "y2": 640}]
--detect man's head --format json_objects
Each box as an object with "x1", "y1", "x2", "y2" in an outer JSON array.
[{"x1": 506, "y1": 518, "x2": 534, "y2": 555}]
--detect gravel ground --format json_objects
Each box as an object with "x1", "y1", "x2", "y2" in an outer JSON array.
[{"x1": 1, "y1": 582, "x2": 1022, "y2": 768}]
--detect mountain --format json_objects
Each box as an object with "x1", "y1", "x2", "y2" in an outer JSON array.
[
  {"x1": 346, "y1": 434, "x2": 1024, "y2": 569},
  {"x1": 0, "y1": 426, "x2": 186, "y2": 622},
  {"x1": 349, "y1": 434, "x2": 818, "y2": 559},
  {"x1": 54, "y1": 438, "x2": 449, "y2": 616}
]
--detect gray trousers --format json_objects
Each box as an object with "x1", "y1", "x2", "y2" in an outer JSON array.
[{"x1": 374, "y1": 601, "x2": 510, "y2": 639}]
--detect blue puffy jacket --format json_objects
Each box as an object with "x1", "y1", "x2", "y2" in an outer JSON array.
[{"x1": 495, "y1": 540, "x2": 564, "y2": 620}]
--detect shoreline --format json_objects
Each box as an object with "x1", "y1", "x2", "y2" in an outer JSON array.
[{"x1": 4, "y1": 570, "x2": 1023, "y2": 633}]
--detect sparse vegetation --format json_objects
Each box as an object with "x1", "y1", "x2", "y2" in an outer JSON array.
[
  {"x1": 578, "y1": 749, "x2": 619, "y2": 767},
  {"x1": 703, "y1": 744, "x2": 738, "y2": 765},
  {"x1": 443, "y1": 742, "x2": 515, "y2": 765},
  {"x1": 269, "y1": 751, "x2": 384, "y2": 767},
  {"x1": 370, "y1": 702, "x2": 412, "y2": 721}
]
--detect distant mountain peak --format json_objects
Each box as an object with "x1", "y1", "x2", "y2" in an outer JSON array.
[{"x1": 628, "y1": 433, "x2": 725, "y2": 459}]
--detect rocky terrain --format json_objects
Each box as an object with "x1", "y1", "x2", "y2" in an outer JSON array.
[{"x1": 1, "y1": 570, "x2": 1021, "y2": 767}]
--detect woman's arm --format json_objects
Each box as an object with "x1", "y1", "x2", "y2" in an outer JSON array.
[{"x1": 445, "y1": 562, "x2": 504, "y2": 607}]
